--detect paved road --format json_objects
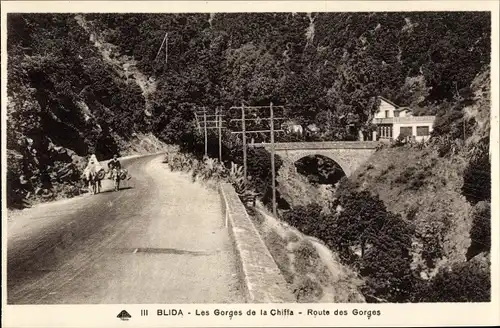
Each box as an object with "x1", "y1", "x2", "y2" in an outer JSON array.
[{"x1": 7, "y1": 154, "x2": 244, "y2": 304}]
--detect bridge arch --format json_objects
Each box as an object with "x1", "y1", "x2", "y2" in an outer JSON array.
[
  {"x1": 294, "y1": 154, "x2": 347, "y2": 185},
  {"x1": 260, "y1": 141, "x2": 378, "y2": 208},
  {"x1": 283, "y1": 150, "x2": 355, "y2": 177},
  {"x1": 254, "y1": 141, "x2": 379, "y2": 177}
]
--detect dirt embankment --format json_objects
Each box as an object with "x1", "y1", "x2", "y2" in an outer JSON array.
[{"x1": 252, "y1": 204, "x2": 366, "y2": 303}]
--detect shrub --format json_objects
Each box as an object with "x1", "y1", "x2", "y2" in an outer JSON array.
[
  {"x1": 358, "y1": 211, "x2": 415, "y2": 302},
  {"x1": 405, "y1": 204, "x2": 419, "y2": 221},
  {"x1": 418, "y1": 258, "x2": 490, "y2": 302},
  {"x1": 407, "y1": 171, "x2": 426, "y2": 191},
  {"x1": 462, "y1": 141, "x2": 490, "y2": 203},
  {"x1": 418, "y1": 221, "x2": 446, "y2": 269},
  {"x1": 393, "y1": 166, "x2": 427, "y2": 191},
  {"x1": 293, "y1": 240, "x2": 320, "y2": 275},
  {"x1": 228, "y1": 162, "x2": 246, "y2": 194},
  {"x1": 246, "y1": 147, "x2": 283, "y2": 196},
  {"x1": 282, "y1": 203, "x2": 323, "y2": 237},
  {"x1": 394, "y1": 166, "x2": 417, "y2": 184},
  {"x1": 293, "y1": 276, "x2": 324, "y2": 303},
  {"x1": 467, "y1": 201, "x2": 491, "y2": 259}
]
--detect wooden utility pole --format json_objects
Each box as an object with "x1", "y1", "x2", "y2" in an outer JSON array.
[
  {"x1": 241, "y1": 103, "x2": 247, "y2": 180},
  {"x1": 217, "y1": 107, "x2": 223, "y2": 162},
  {"x1": 196, "y1": 107, "x2": 226, "y2": 160},
  {"x1": 229, "y1": 104, "x2": 285, "y2": 216},
  {"x1": 165, "y1": 32, "x2": 169, "y2": 65},
  {"x1": 155, "y1": 32, "x2": 169, "y2": 64},
  {"x1": 270, "y1": 102, "x2": 277, "y2": 217},
  {"x1": 203, "y1": 108, "x2": 208, "y2": 157}
]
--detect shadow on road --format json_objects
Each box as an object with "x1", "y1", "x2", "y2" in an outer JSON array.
[
  {"x1": 107, "y1": 247, "x2": 220, "y2": 256},
  {"x1": 95, "y1": 186, "x2": 134, "y2": 194}
]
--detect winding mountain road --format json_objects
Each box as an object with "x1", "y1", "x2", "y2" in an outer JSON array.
[{"x1": 7, "y1": 154, "x2": 244, "y2": 304}]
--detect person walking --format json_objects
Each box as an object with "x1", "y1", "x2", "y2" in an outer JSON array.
[
  {"x1": 108, "y1": 155, "x2": 122, "y2": 191},
  {"x1": 108, "y1": 154, "x2": 122, "y2": 171}
]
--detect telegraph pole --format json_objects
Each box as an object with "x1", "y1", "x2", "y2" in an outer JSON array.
[
  {"x1": 229, "y1": 104, "x2": 285, "y2": 216},
  {"x1": 270, "y1": 102, "x2": 277, "y2": 217},
  {"x1": 217, "y1": 107, "x2": 222, "y2": 162},
  {"x1": 155, "y1": 32, "x2": 169, "y2": 65},
  {"x1": 241, "y1": 103, "x2": 247, "y2": 180},
  {"x1": 203, "y1": 108, "x2": 208, "y2": 157},
  {"x1": 196, "y1": 107, "x2": 226, "y2": 160},
  {"x1": 165, "y1": 32, "x2": 169, "y2": 65}
]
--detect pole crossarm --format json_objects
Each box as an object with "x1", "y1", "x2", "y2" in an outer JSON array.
[
  {"x1": 230, "y1": 129, "x2": 284, "y2": 134},
  {"x1": 196, "y1": 113, "x2": 225, "y2": 117},
  {"x1": 204, "y1": 120, "x2": 226, "y2": 124},
  {"x1": 206, "y1": 126, "x2": 227, "y2": 130},
  {"x1": 229, "y1": 117, "x2": 286, "y2": 122},
  {"x1": 229, "y1": 105, "x2": 285, "y2": 110}
]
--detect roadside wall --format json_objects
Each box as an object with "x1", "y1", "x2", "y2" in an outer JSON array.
[{"x1": 219, "y1": 183, "x2": 295, "y2": 303}]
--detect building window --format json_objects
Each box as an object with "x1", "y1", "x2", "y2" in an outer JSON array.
[
  {"x1": 385, "y1": 110, "x2": 389, "y2": 118},
  {"x1": 378, "y1": 125, "x2": 393, "y2": 138},
  {"x1": 417, "y1": 126, "x2": 430, "y2": 136},
  {"x1": 399, "y1": 127, "x2": 413, "y2": 137}
]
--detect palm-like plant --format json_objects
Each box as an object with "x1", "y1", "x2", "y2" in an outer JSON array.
[
  {"x1": 202, "y1": 156, "x2": 216, "y2": 180},
  {"x1": 228, "y1": 162, "x2": 246, "y2": 194}
]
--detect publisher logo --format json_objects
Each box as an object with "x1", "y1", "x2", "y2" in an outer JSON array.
[{"x1": 117, "y1": 310, "x2": 132, "y2": 321}]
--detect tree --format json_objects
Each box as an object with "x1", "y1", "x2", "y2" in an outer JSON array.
[
  {"x1": 419, "y1": 258, "x2": 490, "y2": 302},
  {"x1": 282, "y1": 203, "x2": 324, "y2": 236},
  {"x1": 330, "y1": 190, "x2": 390, "y2": 258},
  {"x1": 360, "y1": 212, "x2": 415, "y2": 302}
]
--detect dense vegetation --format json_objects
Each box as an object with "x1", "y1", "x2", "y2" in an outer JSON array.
[
  {"x1": 283, "y1": 185, "x2": 415, "y2": 302},
  {"x1": 6, "y1": 12, "x2": 492, "y2": 302},
  {"x1": 83, "y1": 12, "x2": 490, "y2": 137},
  {"x1": 7, "y1": 12, "x2": 490, "y2": 207}
]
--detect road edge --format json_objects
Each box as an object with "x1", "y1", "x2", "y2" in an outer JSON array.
[
  {"x1": 219, "y1": 183, "x2": 295, "y2": 303},
  {"x1": 7, "y1": 152, "x2": 166, "y2": 217}
]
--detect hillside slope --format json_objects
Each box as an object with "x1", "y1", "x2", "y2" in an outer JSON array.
[
  {"x1": 6, "y1": 14, "x2": 165, "y2": 208},
  {"x1": 345, "y1": 67, "x2": 491, "y2": 277}
]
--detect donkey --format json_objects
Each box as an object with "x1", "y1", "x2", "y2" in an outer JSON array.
[{"x1": 84, "y1": 168, "x2": 104, "y2": 195}]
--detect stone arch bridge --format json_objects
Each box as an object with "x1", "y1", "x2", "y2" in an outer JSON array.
[{"x1": 252, "y1": 141, "x2": 380, "y2": 177}]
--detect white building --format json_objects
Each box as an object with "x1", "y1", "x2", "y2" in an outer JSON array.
[{"x1": 372, "y1": 96, "x2": 435, "y2": 142}]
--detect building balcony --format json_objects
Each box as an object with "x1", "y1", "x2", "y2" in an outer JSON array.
[{"x1": 373, "y1": 116, "x2": 436, "y2": 125}]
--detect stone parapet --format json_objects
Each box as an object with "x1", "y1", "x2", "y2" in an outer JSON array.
[
  {"x1": 253, "y1": 141, "x2": 380, "y2": 150},
  {"x1": 219, "y1": 183, "x2": 295, "y2": 303}
]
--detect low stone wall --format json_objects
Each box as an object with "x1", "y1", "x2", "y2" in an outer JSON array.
[{"x1": 219, "y1": 183, "x2": 295, "y2": 303}]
